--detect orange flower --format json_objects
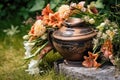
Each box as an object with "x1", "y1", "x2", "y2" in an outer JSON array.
[
  {"x1": 42, "y1": 4, "x2": 53, "y2": 16},
  {"x1": 101, "y1": 39, "x2": 113, "y2": 59},
  {"x1": 48, "y1": 12, "x2": 63, "y2": 28},
  {"x1": 82, "y1": 52, "x2": 101, "y2": 68},
  {"x1": 29, "y1": 20, "x2": 46, "y2": 37},
  {"x1": 41, "y1": 4, "x2": 53, "y2": 25}
]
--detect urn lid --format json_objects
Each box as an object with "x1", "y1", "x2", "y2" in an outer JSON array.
[{"x1": 52, "y1": 18, "x2": 97, "y2": 41}]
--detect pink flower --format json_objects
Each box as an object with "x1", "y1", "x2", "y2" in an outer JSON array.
[{"x1": 101, "y1": 39, "x2": 113, "y2": 59}]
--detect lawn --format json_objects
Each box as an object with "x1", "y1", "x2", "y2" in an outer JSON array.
[{"x1": 0, "y1": 23, "x2": 70, "y2": 80}]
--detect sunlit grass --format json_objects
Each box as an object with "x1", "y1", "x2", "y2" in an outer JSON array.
[{"x1": 0, "y1": 32, "x2": 70, "y2": 80}]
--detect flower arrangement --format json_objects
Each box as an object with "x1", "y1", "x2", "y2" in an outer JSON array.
[{"x1": 23, "y1": 1, "x2": 119, "y2": 74}]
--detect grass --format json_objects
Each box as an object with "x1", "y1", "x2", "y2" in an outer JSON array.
[
  {"x1": 0, "y1": 27, "x2": 72, "y2": 80},
  {"x1": 0, "y1": 16, "x2": 73, "y2": 80}
]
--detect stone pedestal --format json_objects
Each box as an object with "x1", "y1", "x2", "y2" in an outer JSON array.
[{"x1": 54, "y1": 59, "x2": 120, "y2": 80}]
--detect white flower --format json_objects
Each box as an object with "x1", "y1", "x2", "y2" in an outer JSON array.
[
  {"x1": 104, "y1": 19, "x2": 110, "y2": 25},
  {"x1": 81, "y1": 7, "x2": 86, "y2": 12},
  {"x1": 93, "y1": 38, "x2": 98, "y2": 45},
  {"x1": 88, "y1": 18, "x2": 95, "y2": 24},
  {"x1": 106, "y1": 30, "x2": 115, "y2": 40},
  {"x1": 23, "y1": 35, "x2": 30, "y2": 40},
  {"x1": 100, "y1": 22, "x2": 106, "y2": 27},
  {"x1": 96, "y1": 22, "x2": 106, "y2": 31},
  {"x1": 28, "y1": 59, "x2": 38, "y2": 69},
  {"x1": 111, "y1": 22, "x2": 118, "y2": 28},
  {"x1": 101, "y1": 33, "x2": 108, "y2": 39},
  {"x1": 113, "y1": 29, "x2": 118, "y2": 34},
  {"x1": 25, "y1": 59, "x2": 39, "y2": 75},
  {"x1": 93, "y1": 38, "x2": 99, "y2": 50},
  {"x1": 3, "y1": 25, "x2": 20, "y2": 36},
  {"x1": 78, "y1": 1, "x2": 86, "y2": 12},
  {"x1": 70, "y1": 2, "x2": 77, "y2": 8},
  {"x1": 84, "y1": 16, "x2": 90, "y2": 22},
  {"x1": 96, "y1": 25, "x2": 104, "y2": 31},
  {"x1": 58, "y1": 5, "x2": 70, "y2": 19},
  {"x1": 97, "y1": 31, "x2": 102, "y2": 38},
  {"x1": 24, "y1": 41, "x2": 35, "y2": 58},
  {"x1": 26, "y1": 67, "x2": 39, "y2": 75}
]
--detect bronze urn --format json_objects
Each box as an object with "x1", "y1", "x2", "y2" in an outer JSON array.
[{"x1": 52, "y1": 18, "x2": 96, "y2": 61}]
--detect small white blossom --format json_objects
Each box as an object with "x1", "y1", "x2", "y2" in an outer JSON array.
[
  {"x1": 96, "y1": 25, "x2": 103, "y2": 31},
  {"x1": 84, "y1": 16, "x2": 90, "y2": 22},
  {"x1": 88, "y1": 18, "x2": 95, "y2": 24},
  {"x1": 28, "y1": 59, "x2": 38, "y2": 69},
  {"x1": 70, "y1": 2, "x2": 77, "y2": 8},
  {"x1": 100, "y1": 22, "x2": 106, "y2": 27},
  {"x1": 26, "y1": 67, "x2": 39, "y2": 75},
  {"x1": 23, "y1": 35, "x2": 30, "y2": 40},
  {"x1": 93, "y1": 38, "x2": 99, "y2": 50},
  {"x1": 78, "y1": 1, "x2": 85, "y2": 7},
  {"x1": 96, "y1": 22, "x2": 106, "y2": 31},
  {"x1": 113, "y1": 29, "x2": 118, "y2": 34},
  {"x1": 104, "y1": 19, "x2": 110, "y2": 25},
  {"x1": 111, "y1": 22, "x2": 118, "y2": 28},
  {"x1": 3, "y1": 25, "x2": 20, "y2": 36},
  {"x1": 106, "y1": 30, "x2": 115, "y2": 40},
  {"x1": 97, "y1": 31, "x2": 102, "y2": 38},
  {"x1": 101, "y1": 33, "x2": 108, "y2": 39},
  {"x1": 81, "y1": 8, "x2": 86, "y2": 12},
  {"x1": 93, "y1": 38, "x2": 98, "y2": 45},
  {"x1": 24, "y1": 41, "x2": 35, "y2": 58},
  {"x1": 25, "y1": 59, "x2": 39, "y2": 75},
  {"x1": 78, "y1": 1, "x2": 86, "y2": 12}
]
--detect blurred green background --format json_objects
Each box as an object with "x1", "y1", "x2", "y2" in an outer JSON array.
[{"x1": 0, "y1": 0, "x2": 119, "y2": 32}]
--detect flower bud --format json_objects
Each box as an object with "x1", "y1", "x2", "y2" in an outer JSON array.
[
  {"x1": 89, "y1": 18, "x2": 95, "y2": 24},
  {"x1": 100, "y1": 22, "x2": 106, "y2": 27},
  {"x1": 23, "y1": 35, "x2": 30, "y2": 40}
]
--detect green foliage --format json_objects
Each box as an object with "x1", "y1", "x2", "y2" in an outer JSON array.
[
  {"x1": 50, "y1": 0, "x2": 62, "y2": 9},
  {"x1": 29, "y1": 0, "x2": 73, "y2": 12},
  {"x1": 0, "y1": 0, "x2": 34, "y2": 20},
  {"x1": 0, "y1": 33, "x2": 68, "y2": 80},
  {"x1": 30, "y1": 0, "x2": 45, "y2": 12}
]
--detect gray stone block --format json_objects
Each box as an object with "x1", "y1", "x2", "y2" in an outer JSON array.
[{"x1": 54, "y1": 60, "x2": 120, "y2": 80}]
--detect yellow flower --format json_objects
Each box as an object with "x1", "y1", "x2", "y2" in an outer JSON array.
[{"x1": 106, "y1": 30, "x2": 115, "y2": 40}]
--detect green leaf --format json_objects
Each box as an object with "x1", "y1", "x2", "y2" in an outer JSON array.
[
  {"x1": 30, "y1": 0, "x2": 45, "y2": 12},
  {"x1": 50, "y1": 0, "x2": 61, "y2": 9},
  {"x1": 95, "y1": 0, "x2": 104, "y2": 9},
  {"x1": 0, "y1": 4, "x2": 3, "y2": 10}
]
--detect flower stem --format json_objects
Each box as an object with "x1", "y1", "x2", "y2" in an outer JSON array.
[{"x1": 24, "y1": 41, "x2": 48, "y2": 60}]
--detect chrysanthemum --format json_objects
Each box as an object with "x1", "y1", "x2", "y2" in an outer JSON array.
[
  {"x1": 29, "y1": 20, "x2": 46, "y2": 37},
  {"x1": 58, "y1": 5, "x2": 70, "y2": 19}
]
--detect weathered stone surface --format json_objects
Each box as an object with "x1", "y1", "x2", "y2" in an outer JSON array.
[{"x1": 54, "y1": 60, "x2": 120, "y2": 80}]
